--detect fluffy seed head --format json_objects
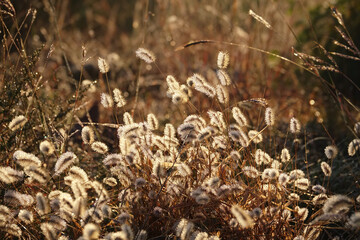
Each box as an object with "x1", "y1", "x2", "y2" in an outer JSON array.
[
  {"x1": 113, "y1": 88, "x2": 126, "y2": 107},
  {"x1": 290, "y1": 117, "x2": 301, "y2": 134},
  {"x1": 39, "y1": 140, "x2": 55, "y2": 155},
  {"x1": 242, "y1": 166, "x2": 259, "y2": 178},
  {"x1": 54, "y1": 152, "x2": 77, "y2": 176},
  {"x1": 323, "y1": 195, "x2": 353, "y2": 214},
  {"x1": 195, "y1": 192, "x2": 210, "y2": 204},
  {"x1": 294, "y1": 178, "x2": 310, "y2": 190},
  {"x1": 231, "y1": 205, "x2": 254, "y2": 229},
  {"x1": 264, "y1": 107, "x2": 275, "y2": 126},
  {"x1": 100, "y1": 93, "x2": 113, "y2": 108},
  {"x1": 348, "y1": 139, "x2": 360, "y2": 156},
  {"x1": 217, "y1": 51, "x2": 229, "y2": 69},
  {"x1": 249, "y1": 9, "x2": 272, "y2": 29},
  {"x1": 255, "y1": 149, "x2": 272, "y2": 165},
  {"x1": 216, "y1": 84, "x2": 229, "y2": 104},
  {"x1": 103, "y1": 177, "x2": 117, "y2": 187},
  {"x1": 324, "y1": 145, "x2": 338, "y2": 159},
  {"x1": 321, "y1": 162, "x2": 332, "y2": 177},
  {"x1": 312, "y1": 193, "x2": 328, "y2": 205},
  {"x1": 278, "y1": 173, "x2": 290, "y2": 185},
  {"x1": 354, "y1": 122, "x2": 360, "y2": 135},
  {"x1": 18, "y1": 209, "x2": 33, "y2": 224},
  {"x1": 347, "y1": 212, "x2": 360, "y2": 229},
  {"x1": 135, "y1": 47, "x2": 156, "y2": 63},
  {"x1": 280, "y1": 148, "x2": 291, "y2": 163},
  {"x1": 4, "y1": 190, "x2": 34, "y2": 207},
  {"x1": 216, "y1": 69, "x2": 231, "y2": 86},
  {"x1": 82, "y1": 126, "x2": 95, "y2": 145},
  {"x1": 248, "y1": 130, "x2": 263, "y2": 144},
  {"x1": 36, "y1": 192, "x2": 50, "y2": 215},
  {"x1": 0, "y1": 166, "x2": 24, "y2": 184},
  {"x1": 13, "y1": 150, "x2": 41, "y2": 168},
  {"x1": 289, "y1": 169, "x2": 305, "y2": 180},
  {"x1": 68, "y1": 166, "x2": 89, "y2": 183},
  {"x1": 147, "y1": 113, "x2": 159, "y2": 130},
  {"x1": 8, "y1": 115, "x2": 27, "y2": 131},
  {"x1": 91, "y1": 141, "x2": 108, "y2": 154},
  {"x1": 98, "y1": 57, "x2": 109, "y2": 73},
  {"x1": 83, "y1": 223, "x2": 100, "y2": 240},
  {"x1": 194, "y1": 82, "x2": 216, "y2": 98},
  {"x1": 232, "y1": 107, "x2": 247, "y2": 127},
  {"x1": 312, "y1": 184, "x2": 326, "y2": 194},
  {"x1": 123, "y1": 112, "x2": 134, "y2": 125}
]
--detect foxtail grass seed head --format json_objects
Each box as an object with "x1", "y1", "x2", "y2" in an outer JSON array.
[
  {"x1": 83, "y1": 223, "x2": 100, "y2": 240},
  {"x1": 100, "y1": 93, "x2": 113, "y2": 108},
  {"x1": 13, "y1": 150, "x2": 41, "y2": 168},
  {"x1": 147, "y1": 113, "x2": 159, "y2": 130},
  {"x1": 324, "y1": 145, "x2": 338, "y2": 159},
  {"x1": 40, "y1": 222, "x2": 57, "y2": 240},
  {"x1": 123, "y1": 112, "x2": 134, "y2": 125},
  {"x1": 98, "y1": 57, "x2": 109, "y2": 73},
  {"x1": 271, "y1": 160, "x2": 281, "y2": 169},
  {"x1": 248, "y1": 130, "x2": 263, "y2": 143},
  {"x1": 113, "y1": 88, "x2": 126, "y2": 107},
  {"x1": 231, "y1": 205, "x2": 254, "y2": 229},
  {"x1": 91, "y1": 141, "x2": 108, "y2": 154},
  {"x1": 217, "y1": 51, "x2": 229, "y2": 69},
  {"x1": 232, "y1": 107, "x2": 247, "y2": 127},
  {"x1": 265, "y1": 107, "x2": 275, "y2": 126},
  {"x1": 39, "y1": 140, "x2": 55, "y2": 155},
  {"x1": 8, "y1": 115, "x2": 27, "y2": 131},
  {"x1": 135, "y1": 47, "x2": 156, "y2": 63},
  {"x1": 194, "y1": 82, "x2": 216, "y2": 98},
  {"x1": 0, "y1": 166, "x2": 24, "y2": 184},
  {"x1": 347, "y1": 212, "x2": 360, "y2": 229},
  {"x1": 281, "y1": 148, "x2": 291, "y2": 163},
  {"x1": 82, "y1": 126, "x2": 95, "y2": 145},
  {"x1": 290, "y1": 117, "x2": 301, "y2": 134},
  {"x1": 216, "y1": 69, "x2": 231, "y2": 86},
  {"x1": 278, "y1": 173, "x2": 290, "y2": 185},
  {"x1": 4, "y1": 190, "x2": 34, "y2": 207},
  {"x1": 82, "y1": 79, "x2": 97, "y2": 93},
  {"x1": 312, "y1": 185, "x2": 326, "y2": 194},
  {"x1": 289, "y1": 170, "x2": 305, "y2": 180},
  {"x1": 230, "y1": 151, "x2": 241, "y2": 162},
  {"x1": 54, "y1": 152, "x2": 77, "y2": 176},
  {"x1": 195, "y1": 192, "x2": 210, "y2": 204},
  {"x1": 242, "y1": 166, "x2": 259, "y2": 178},
  {"x1": 68, "y1": 166, "x2": 89, "y2": 183},
  {"x1": 248, "y1": 9, "x2": 272, "y2": 29},
  {"x1": 216, "y1": 85, "x2": 229, "y2": 104},
  {"x1": 321, "y1": 162, "x2": 332, "y2": 177},
  {"x1": 295, "y1": 207, "x2": 309, "y2": 221},
  {"x1": 354, "y1": 122, "x2": 360, "y2": 135},
  {"x1": 323, "y1": 195, "x2": 353, "y2": 214},
  {"x1": 255, "y1": 149, "x2": 272, "y2": 165},
  {"x1": 103, "y1": 177, "x2": 117, "y2": 187},
  {"x1": 36, "y1": 192, "x2": 50, "y2": 215},
  {"x1": 348, "y1": 139, "x2": 360, "y2": 156},
  {"x1": 18, "y1": 209, "x2": 33, "y2": 224},
  {"x1": 5, "y1": 224, "x2": 22, "y2": 238},
  {"x1": 289, "y1": 193, "x2": 300, "y2": 201},
  {"x1": 312, "y1": 193, "x2": 328, "y2": 205},
  {"x1": 294, "y1": 178, "x2": 310, "y2": 190}
]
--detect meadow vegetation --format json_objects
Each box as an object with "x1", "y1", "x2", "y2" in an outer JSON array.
[{"x1": 1, "y1": 0, "x2": 360, "y2": 239}]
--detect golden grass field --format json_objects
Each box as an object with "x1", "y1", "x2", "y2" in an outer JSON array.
[{"x1": 1, "y1": 0, "x2": 360, "y2": 239}]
